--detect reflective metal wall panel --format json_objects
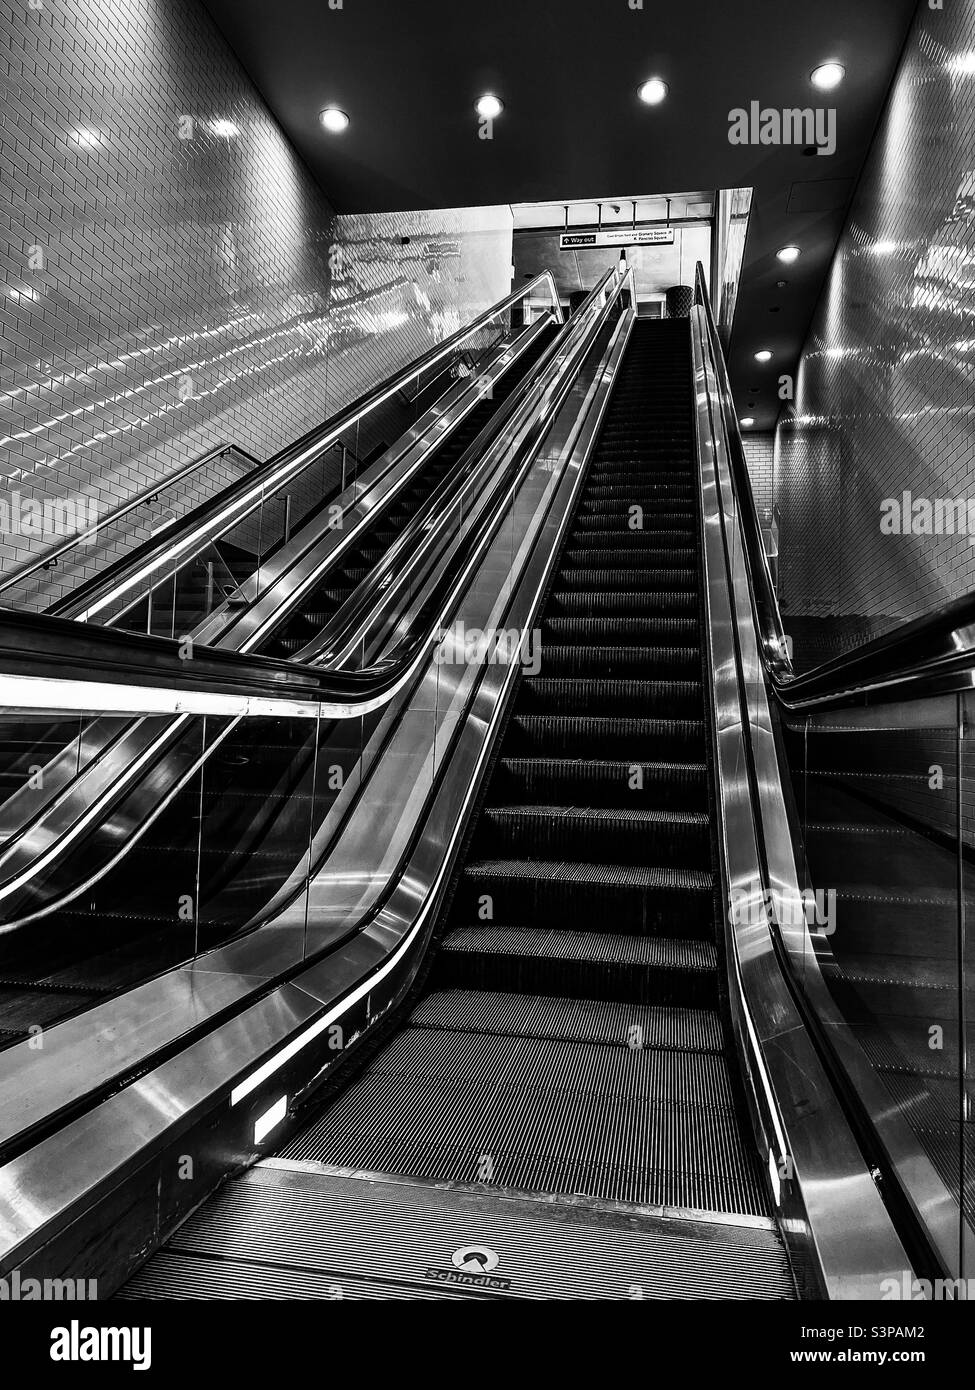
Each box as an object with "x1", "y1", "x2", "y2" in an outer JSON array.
[
  {"x1": 0, "y1": 0, "x2": 514, "y2": 600},
  {"x1": 774, "y1": 0, "x2": 975, "y2": 663}
]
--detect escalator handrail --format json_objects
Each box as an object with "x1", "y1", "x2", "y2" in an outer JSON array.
[
  {"x1": 0, "y1": 441, "x2": 261, "y2": 599},
  {"x1": 692, "y1": 263, "x2": 791, "y2": 671},
  {"x1": 44, "y1": 272, "x2": 565, "y2": 624},
  {"x1": 693, "y1": 261, "x2": 975, "y2": 711},
  {"x1": 0, "y1": 271, "x2": 621, "y2": 718}
]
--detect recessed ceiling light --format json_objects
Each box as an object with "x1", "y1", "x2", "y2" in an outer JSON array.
[
  {"x1": 776, "y1": 245, "x2": 801, "y2": 264},
  {"x1": 740, "y1": 417, "x2": 756, "y2": 427},
  {"x1": 949, "y1": 53, "x2": 975, "y2": 75},
  {"x1": 319, "y1": 107, "x2": 350, "y2": 133},
  {"x1": 475, "y1": 94, "x2": 504, "y2": 119},
  {"x1": 754, "y1": 349, "x2": 773, "y2": 362},
  {"x1": 870, "y1": 239, "x2": 897, "y2": 255},
  {"x1": 811, "y1": 61, "x2": 845, "y2": 91},
  {"x1": 637, "y1": 77, "x2": 669, "y2": 105}
]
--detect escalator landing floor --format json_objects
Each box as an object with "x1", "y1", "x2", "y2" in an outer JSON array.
[{"x1": 119, "y1": 1158, "x2": 795, "y2": 1301}]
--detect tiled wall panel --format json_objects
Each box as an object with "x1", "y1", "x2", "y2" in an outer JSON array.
[
  {"x1": 774, "y1": 0, "x2": 975, "y2": 657},
  {"x1": 0, "y1": 0, "x2": 514, "y2": 605},
  {"x1": 742, "y1": 431, "x2": 774, "y2": 521}
]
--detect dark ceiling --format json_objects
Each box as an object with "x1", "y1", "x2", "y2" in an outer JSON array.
[{"x1": 201, "y1": 0, "x2": 919, "y2": 433}]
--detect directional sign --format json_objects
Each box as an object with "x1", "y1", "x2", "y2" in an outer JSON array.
[{"x1": 559, "y1": 227, "x2": 676, "y2": 251}]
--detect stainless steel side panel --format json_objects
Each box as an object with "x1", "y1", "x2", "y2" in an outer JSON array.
[{"x1": 690, "y1": 304, "x2": 916, "y2": 1298}]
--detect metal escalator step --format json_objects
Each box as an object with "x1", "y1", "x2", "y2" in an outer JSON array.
[
  {"x1": 517, "y1": 677, "x2": 703, "y2": 718},
  {"x1": 282, "y1": 1068, "x2": 764, "y2": 1214},
  {"x1": 450, "y1": 856, "x2": 717, "y2": 934},
  {"x1": 538, "y1": 644, "x2": 700, "y2": 677},
  {"x1": 556, "y1": 567, "x2": 698, "y2": 592},
  {"x1": 0, "y1": 985, "x2": 104, "y2": 1034},
  {"x1": 871, "y1": 1068, "x2": 966, "y2": 1132},
  {"x1": 506, "y1": 713, "x2": 705, "y2": 758},
  {"x1": 369, "y1": 1026, "x2": 734, "y2": 1104},
  {"x1": 852, "y1": 1017, "x2": 966, "y2": 1080},
  {"x1": 599, "y1": 422, "x2": 692, "y2": 435},
  {"x1": 572, "y1": 512, "x2": 695, "y2": 533},
  {"x1": 411, "y1": 989, "x2": 724, "y2": 1051},
  {"x1": 582, "y1": 494, "x2": 695, "y2": 511},
  {"x1": 494, "y1": 757, "x2": 708, "y2": 809},
  {"x1": 120, "y1": 1165, "x2": 792, "y2": 1300},
  {"x1": 439, "y1": 925, "x2": 716, "y2": 971},
  {"x1": 577, "y1": 498, "x2": 694, "y2": 514},
  {"x1": 567, "y1": 527, "x2": 696, "y2": 547},
  {"x1": 450, "y1": 862, "x2": 714, "y2": 938},
  {"x1": 542, "y1": 615, "x2": 698, "y2": 641},
  {"x1": 593, "y1": 446, "x2": 694, "y2": 460},
  {"x1": 549, "y1": 591, "x2": 698, "y2": 615},
  {"x1": 587, "y1": 465, "x2": 693, "y2": 479},
  {"x1": 563, "y1": 548, "x2": 697, "y2": 567},
  {"x1": 475, "y1": 805, "x2": 711, "y2": 868},
  {"x1": 805, "y1": 821, "x2": 947, "y2": 894}
]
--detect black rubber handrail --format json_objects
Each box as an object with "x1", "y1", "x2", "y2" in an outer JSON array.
[
  {"x1": 693, "y1": 261, "x2": 975, "y2": 710},
  {"x1": 693, "y1": 263, "x2": 790, "y2": 671}
]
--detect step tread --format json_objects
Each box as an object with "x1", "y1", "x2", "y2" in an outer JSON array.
[
  {"x1": 441, "y1": 926, "x2": 719, "y2": 970},
  {"x1": 412, "y1": 989, "x2": 724, "y2": 1050},
  {"x1": 462, "y1": 858, "x2": 714, "y2": 890}
]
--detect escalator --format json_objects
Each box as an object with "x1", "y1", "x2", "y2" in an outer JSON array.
[
  {"x1": 0, "y1": 320, "x2": 560, "y2": 1044},
  {"x1": 0, "y1": 264, "x2": 961, "y2": 1302},
  {"x1": 118, "y1": 320, "x2": 796, "y2": 1299},
  {"x1": 258, "y1": 331, "x2": 555, "y2": 658}
]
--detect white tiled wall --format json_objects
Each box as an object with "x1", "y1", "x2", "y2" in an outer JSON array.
[{"x1": 0, "y1": 0, "x2": 514, "y2": 604}]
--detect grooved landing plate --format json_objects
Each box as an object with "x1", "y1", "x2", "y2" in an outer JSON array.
[{"x1": 119, "y1": 1164, "x2": 795, "y2": 1301}]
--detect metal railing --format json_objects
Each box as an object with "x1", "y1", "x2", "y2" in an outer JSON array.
[{"x1": 0, "y1": 441, "x2": 260, "y2": 601}]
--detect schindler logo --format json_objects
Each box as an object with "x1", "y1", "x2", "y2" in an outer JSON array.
[
  {"x1": 425, "y1": 1244, "x2": 511, "y2": 1291},
  {"x1": 728, "y1": 102, "x2": 837, "y2": 156},
  {"x1": 880, "y1": 491, "x2": 975, "y2": 544}
]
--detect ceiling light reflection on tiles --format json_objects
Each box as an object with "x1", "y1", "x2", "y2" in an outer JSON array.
[
  {"x1": 70, "y1": 128, "x2": 103, "y2": 149},
  {"x1": 210, "y1": 119, "x2": 239, "y2": 138}
]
